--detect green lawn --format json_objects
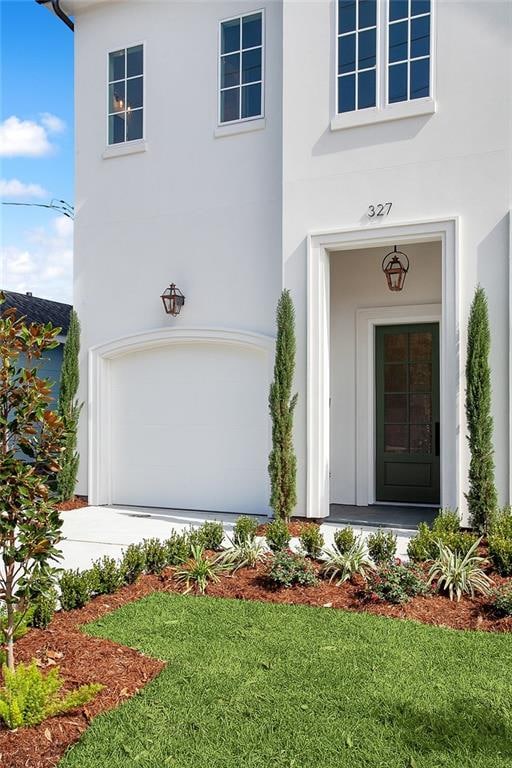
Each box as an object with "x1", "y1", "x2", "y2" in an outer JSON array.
[{"x1": 59, "y1": 594, "x2": 512, "y2": 768}]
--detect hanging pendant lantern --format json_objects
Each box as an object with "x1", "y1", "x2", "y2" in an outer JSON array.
[{"x1": 382, "y1": 246, "x2": 409, "y2": 292}]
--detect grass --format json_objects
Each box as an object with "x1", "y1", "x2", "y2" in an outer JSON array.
[{"x1": 59, "y1": 593, "x2": 512, "y2": 768}]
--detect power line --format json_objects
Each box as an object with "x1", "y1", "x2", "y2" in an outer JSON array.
[{"x1": 1, "y1": 199, "x2": 74, "y2": 219}]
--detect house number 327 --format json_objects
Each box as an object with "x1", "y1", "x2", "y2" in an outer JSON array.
[{"x1": 368, "y1": 202, "x2": 392, "y2": 218}]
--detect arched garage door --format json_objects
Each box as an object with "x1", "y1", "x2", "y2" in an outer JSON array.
[{"x1": 106, "y1": 336, "x2": 271, "y2": 514}]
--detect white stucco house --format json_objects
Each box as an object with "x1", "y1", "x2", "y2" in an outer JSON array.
[{"x1": 46, "y1": 0, "x2": 511, "y2": 526}]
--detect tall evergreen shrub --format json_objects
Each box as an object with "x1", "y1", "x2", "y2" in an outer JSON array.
[
  {"x1": 57, "y1": 310, "x2": 82, "y2": 501},
  {"x1": 465, "y1": 286, "x2": 497, "y2": 531},
  {"x1": 268, "y1": 290, "x2": 298, "y2": 520}
]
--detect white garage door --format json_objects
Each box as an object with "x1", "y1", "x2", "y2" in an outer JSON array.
[{"x1": 109, "y1": 342, "x2": 270, "y2": 514}]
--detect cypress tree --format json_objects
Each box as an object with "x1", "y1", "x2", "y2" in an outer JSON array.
[
  {"x1": 57, "y1": 310, "x2": 83, "y2": 501},
  {"x1": 465, "y1": 285, "x2": 497, "y2": 531},
  {"x1": 268, "y1": 289, "x2": 298, "y2": 520}
]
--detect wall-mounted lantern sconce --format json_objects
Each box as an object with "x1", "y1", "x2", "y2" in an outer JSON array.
[
  {"x1": 160, "y1": 283, "x2": 185, "y2": 316},
  {"x1": 382, "y1": 246, "x2": 409, "y2": 292}
]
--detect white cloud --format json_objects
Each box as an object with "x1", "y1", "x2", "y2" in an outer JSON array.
[
  {"x1": 0, "y1": 114, "x2": 66, "y2": 158},
  {"x1": 1, "y1": 216, "x2": 73, "y2": 304},
  {"x1": 0, "y1": 178, "x2": 47, "y2": 198},
  {"x1": 40, "y1": 113, "x2": 66, "y2": 134}
]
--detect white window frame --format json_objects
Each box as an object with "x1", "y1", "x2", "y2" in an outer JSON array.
[
  {"x1": 332, "y1": 0, "x2": 435, "y2": 131},
  {"x1": 106, "y1": 41, "x2": 145, "y2": 147},
  {"x1": 217, "y1": 9, "x2": 265, "y2": 127}
]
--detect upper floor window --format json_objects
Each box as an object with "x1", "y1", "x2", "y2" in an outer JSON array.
[
  {"x1": 336, "y1": 0, "x2": 432, "y2": 116},
  {"x1": 108, "y1": 45, "x2": 144, "y2": 144},
  {"x1": 219, "y1": 11, "x2": 264, "y2": 124}
]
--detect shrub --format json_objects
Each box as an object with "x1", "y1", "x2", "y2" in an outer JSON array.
[
  {"x1": 491, "y1": 585, "x2": 512, "y2": 617},
  {"x1": 366, "y1": 563, "x2": 428, "y2": 604},
  {"x1": 265, "y1": 519, "x2": 291, "y2": 552},
  {"x1": 0, "y1": 661, "x2": 102, "y2": 730},
  {"x1": 465, "y1": 286, "x2": 497, "y2": 531},
  {"x1": 334, "y1": 527, "x2": 356, "y2": 554},
  {"x1": 174, "y1": 545, "x2": 227, "y2": 595},
  {"x1": 321, "y1": 539, "x2": 374, "y2": 586},
  {"x1": 164, "y1": 531, "x2": 191, "y2": 566},
  {"x1": 488, "y1": 536, "x2": 512, "y2": 577},
  {"x1": 233, "y1": 516, "x2": 259, "y2": 546},
  {"x1": 59, "y1": 569, "x2": 95, "y2": 611},
  {"x1": 428, "y1": 538, "x2": 493, "y2": 602},
  {"x1": 489, "y1": 507, "x2": 512, "y2": 539},
  {"x1": 90, "y1": 556, "x2": 124, "y2": 595},
  {"x1": 198, "y1": 521, "x2": 224, "y2": 551},
  {"x1": 222, "y1": 538, "x2": 267, "y2": 572},
  {"x1": 267, "y1": 551, "x2": 317, "y2": 588},
  {"x1": 29, "y1": 589, "x2": 58, "y2": 630},
  {"x1": 57, "y1": 309, "x2": 83, "y2": 502},
  {"x1": 268, "y1": 289, "x2": 298, "y2": 521},
  {"x1": 299, "y1": 524, "x2": 324, "y2": 559},
  {"x1": 367, "y1": 529, "x2": 397, "y2": 565},
  {"x1": 142, "y1": 538, "x2": 168, "y2": 575},
  {"x1": 121, "y1": 544, "x2": 146, "y2": 584},
  {"x1": 407, "y1": 517, "x2": 478, "y2": 563}
]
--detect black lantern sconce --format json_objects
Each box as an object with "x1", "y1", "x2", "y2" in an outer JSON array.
[
  {"x1": 160, "y1": 283, "x2": 185, "y2": 316},
  {"x1": 382, "y1": 246, "x2": 409, "y2": 292}
]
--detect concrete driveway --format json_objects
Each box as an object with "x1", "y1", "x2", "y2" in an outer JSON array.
[{"x1": 60, "y1": 505, "x2": 414, "y2": 570}]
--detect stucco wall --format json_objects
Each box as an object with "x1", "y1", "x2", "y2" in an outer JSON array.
[
  {"x1": 330, "y1": 242, "x2": 442, "y2": 505},
  {"x1": 282, "y1": 0, "x2": 511, "y2": 517}
]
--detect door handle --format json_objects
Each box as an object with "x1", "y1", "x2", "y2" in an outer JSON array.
[{"x1": 435, "y1": 422, "x2": 440, "y2": 456}]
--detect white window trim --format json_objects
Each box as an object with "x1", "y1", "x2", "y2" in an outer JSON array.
[
  {"x1": 332, "y1": 0, "x2": 436, "y2": 131},
  {"x1": 106, "y1": 41, "x2": 146, "y2": 150},
  {"x1": 217, "y1": 9, "x2": 265, "y2": 128}
]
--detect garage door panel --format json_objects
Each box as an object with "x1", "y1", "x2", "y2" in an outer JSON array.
[{"x1": 110, "y1": 341, "x2": 270, "y2": 514}]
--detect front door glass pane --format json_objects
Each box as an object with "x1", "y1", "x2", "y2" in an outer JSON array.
[
  {"x1": 385, "y1": 424, "x2": 408, "y2": 452},
  {"x1": 384, "y1": 332, "x2": 407, "y2": 361}
]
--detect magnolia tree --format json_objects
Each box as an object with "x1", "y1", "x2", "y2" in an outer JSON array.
[{"x1": 0, "y1": 296, "x2": 66, "y2": 669}]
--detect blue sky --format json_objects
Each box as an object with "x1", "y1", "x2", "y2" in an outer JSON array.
[{"x1": 1, "y1": 0, "x2": 74, "y2": 303}]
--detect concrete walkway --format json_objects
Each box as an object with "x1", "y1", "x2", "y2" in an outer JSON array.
[{"x1": 60, "y1": 505, "x2": 415, "y2": 570}]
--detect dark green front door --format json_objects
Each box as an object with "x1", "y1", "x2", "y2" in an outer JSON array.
[{"x1": 375, "y1": 323, "x2": 440, "y2": 504}]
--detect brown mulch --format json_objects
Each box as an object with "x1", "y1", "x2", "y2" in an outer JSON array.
[
  {"x1": 256, "y1": 519, "x2": 319, "y2": 537},
  {"x1": 0, "y1": 576, "x2": 165, "y2": 768},
  {"x1": 55, "y1": 497, "x2": 89, "y2": 512},
  {"x1": 2, "y1": 559, "x2": 512, "y2": 768}
]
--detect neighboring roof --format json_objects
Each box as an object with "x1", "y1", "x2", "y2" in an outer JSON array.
[{"x1": 1, "y1": 290, "x2": 72, "y2": 336}]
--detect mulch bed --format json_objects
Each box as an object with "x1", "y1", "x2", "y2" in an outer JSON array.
[
  {"x1": 55, "y1": 497, "x2": 89, "y2": 512},
  {"x1": 256, "y1": 519, "x2": 319, "y2": 537},
  {"x1": 2, "y1": 560, "x2": 511, "y2": 768}
]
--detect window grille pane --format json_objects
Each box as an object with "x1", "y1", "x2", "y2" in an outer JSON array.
[
  {"x1": 109, "y1": 82, "x2": 125, "y2": 113},
  {"x1": 221, "y1": 19, "x2": 240, "y2": 54},
  {"x1": 389, "y1": 21, "x2": 408, "y2": 63},
  {"x1": 358, "y1": 0, "x2": 376, "y2": 29},
  {"x1": 242, "y1": 48, "x2": 261, "y2": 84},
  {"x1": 339, "y1": 33, "x2": 356, "y2": 74},
  {"x1": 221, "y1": 53, "x2": 240, "y2": 88},
  {"x1": 358, "y1": 69, "x2": 376, "y2": 108},
  {"x1": 411, "y1": 15, "x2": 430, "y2": 58},
  {"x1": 242, "y1": 83, "x2": 261, "y2": 118},
  {"x1": 109, "y1": 113, "x2": 125, "y2": 144},
  {"x1": 339, "y1": 1, "x2": 356, "y2": 34},
  {"x1": 242, "y1": 13, "x2": 262, "y2": 49},
  {"x1": 410, "y1": 57, "x2": 430, "y2": 99},
  {"x1": 127, "y1": 45, "x2": 143, "y2": 77},
  {"x1": 220, "y1": 88, "x2": 240, "y2": 122},
  {"x1": 109, "y1": 49, "x2": 125, "y2": 81},
  {"x1": 411, "y1": 0, "x2": 430, "y2": 16},
  {"x1": 338, "y1": 73, "x2": 356, "y2": 112},
  {"x1": 388, "y1": 62, "x2": 407, "y2": 102},
  {"x1": 358, "y1": 27, "x2": 376, "y2": 69},
  {"x1": 127, "y1": 77, "x2": 143, "y2": 110},
  {"x1": 126, "y1": 108, "x2": 143, "y2": 141},
  {"x1": 389, "y1": 0, "x2": 408, "y2": 21}
]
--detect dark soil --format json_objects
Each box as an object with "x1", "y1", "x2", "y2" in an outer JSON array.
[{"x1": 2, "y1": 559, "x2": 511, "y2": 768}]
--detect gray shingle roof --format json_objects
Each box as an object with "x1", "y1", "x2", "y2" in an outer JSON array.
[{"x1": 1, "y1": 290, "x2": 72, "y2": 335}]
